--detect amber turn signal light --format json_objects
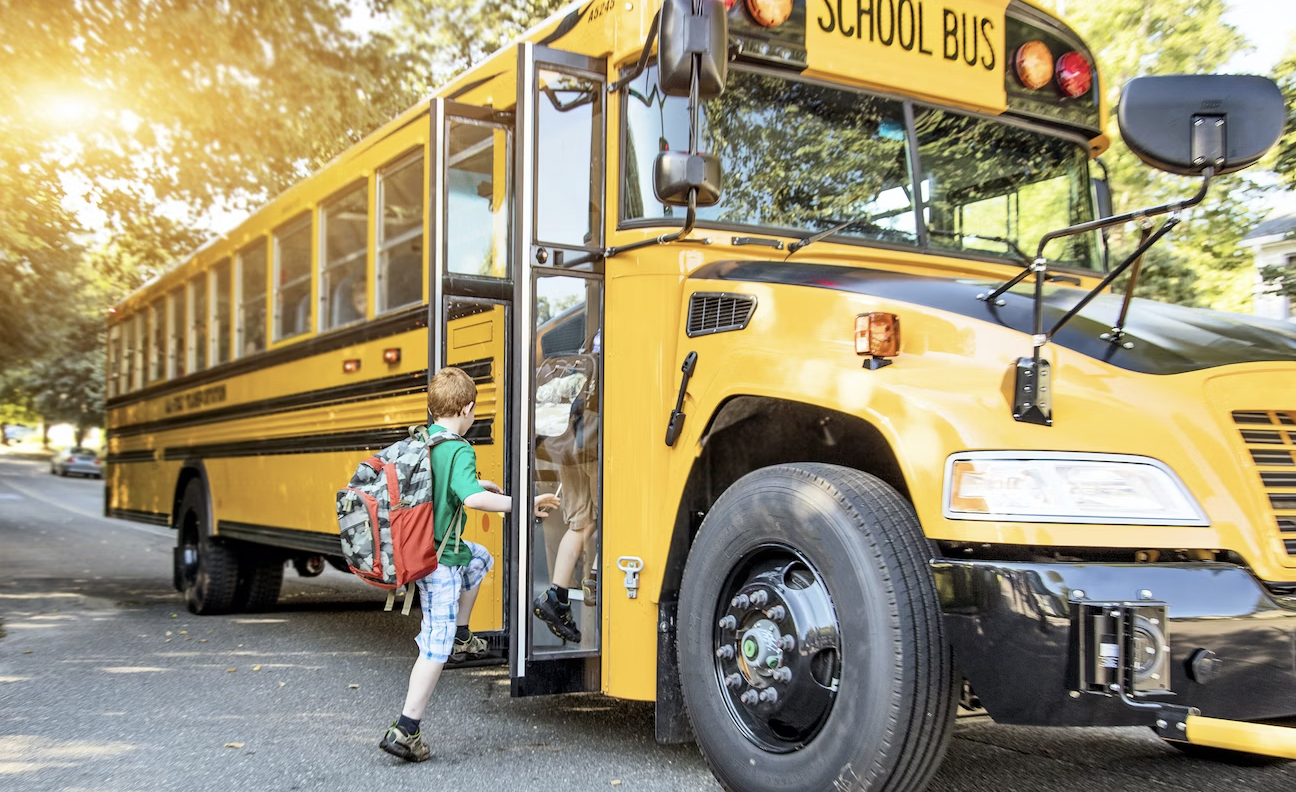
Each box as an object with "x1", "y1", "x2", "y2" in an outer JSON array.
[
  {"x1": 343, "y1": 358, "x2": 361, "y2": 373},
  {"x1": 855, "y1": 313, "x2": 900, "y2": 357},
  {"x1": 383, "y1": 348, "x2": 401, "y2": 364},
  {"x1": 1015, "y1": 40, "x2": 1053, "y2": 90},
  {"x1": 746, "y1": 0, "x2": 792, "y2": 27}
]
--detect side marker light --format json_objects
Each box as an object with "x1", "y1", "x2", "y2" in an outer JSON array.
[{"x1": 855, "y1": 313, "x2": 900, "y2": 369}]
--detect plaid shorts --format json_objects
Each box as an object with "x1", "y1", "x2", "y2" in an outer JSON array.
[{"x1": 413, "y1": 540, "x2": 494, "y2": 663}]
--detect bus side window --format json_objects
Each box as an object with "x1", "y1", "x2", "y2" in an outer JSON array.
[
  {"x1": 107, "y1": 324, "x2": 122, "y2": 399},
  {"x1": 321, "y1": 183, "x2": 368, "y2": 329},
  {"x1": 168, "y1": 286, "x2": 187, "y2": 379},
  {"x1": 149, "y1": 299, "x2": 165, "y2": 382},
  {"x1": 237, "y1": 240, "x2": 267, "y2": 356},
  {"x1": 190, "y1": 273, "x2": 208, "y2": 372},
  {"x1": 212, "y1": 259, "x2": 231, "y2": 366},
  {"x1": 377, "y1": 152, "x2": 424, "y2": 312},
  {"x1": 273, "y1": 217, "x2": 312, "y2": 342}
]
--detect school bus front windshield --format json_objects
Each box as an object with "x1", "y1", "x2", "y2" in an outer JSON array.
[{"x1": 622, "y1": 64, "x2": 1100, "y2": 270}]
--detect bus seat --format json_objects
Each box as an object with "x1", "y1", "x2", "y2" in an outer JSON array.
[
  {"x1": 331, "y1": 273, "x2": 360, "y2": 327},
  {"x1": 294, "y1": 294, "x2": 310, "y2": 335}
]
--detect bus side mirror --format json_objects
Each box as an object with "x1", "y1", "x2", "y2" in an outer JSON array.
[
  {"x1": 654, "y1": 152, "x2": 722, "y2": 206},
  {"x1": 658, "y1": 0, "x2": 728, "y2": 99},
  {"x1": 653, "y1": 0, "x2": 727, "y2": 208},
  {"x1": 1118, "y1": 74, "x2": 1285, "y2": 176}
]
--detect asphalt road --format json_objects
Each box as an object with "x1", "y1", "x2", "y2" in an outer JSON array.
[{"x1": 3, "y1": 452, "x2": 1295, "y2": 792}]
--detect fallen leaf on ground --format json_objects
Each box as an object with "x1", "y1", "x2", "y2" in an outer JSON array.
[
  {"x1": 225, "y1": 742, "x2": 244, "y2": 749},
  {"x1": 226, "y1": 668, "x2": 237, "y2": 673},
  {"x1": 348, "y1": 684, "x2": 360, "y2": 689},
  {"x1": 611, "y1": 781, "x2": 622, "y2": 787},
  {"x1": 252, "y1": 665, "x2": 262, "y2": 672}
]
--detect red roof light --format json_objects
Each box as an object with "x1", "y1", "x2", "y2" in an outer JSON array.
[{"x1": 1056, "y1": 52, "x2": 1093, "y2": 98}]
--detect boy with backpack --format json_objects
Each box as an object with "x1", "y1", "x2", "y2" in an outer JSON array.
[{"x1": 379, "y1": 366, "x2": 559, "y2": 763}]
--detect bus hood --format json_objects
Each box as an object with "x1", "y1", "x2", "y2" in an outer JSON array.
[{"x1": 689, "y1": 259, "x2": 1296, "y2": 376}]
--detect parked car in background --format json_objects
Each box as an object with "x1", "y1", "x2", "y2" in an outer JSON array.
[{"x1": 50, "y1": 447, "x2": 102, "y2": 478}]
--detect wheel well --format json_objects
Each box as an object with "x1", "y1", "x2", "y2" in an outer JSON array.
[
  {"x1": 171, "y1": 462, "x2": 210, "y2": 534},
  {"x1": 653, "y1": 397, "x2": 910, "y2": 743},
  {"x1": 662, "y1": 396, "x2": 908, "y2": 603}
]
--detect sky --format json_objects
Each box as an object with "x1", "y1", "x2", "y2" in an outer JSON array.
[{"x1": 1222, "y1": 0, "x2": 1296, "y2": 74}]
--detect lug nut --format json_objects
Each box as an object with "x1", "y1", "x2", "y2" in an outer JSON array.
[
  {"x1": 740, "y1": 689, "x2": 760, "y2": 705},
  {"x1": 718, "y1": 615, "x2": 737, "y2": 630},
  {"x1": 772, "y1": 667, "x2": 792, "y2": 683},
  {"x1": 725, "y1": 673, "x2": 743, "y2": 689},
  {"x1": 716, "y1": 644, "x2": 735, "y2": 660},
  {"x1": 779, "y1": 635, "x2": 796, "y2": 652},
  {"x1": 731, "y1": 594, "x2": 750, "y2": 609},
  {"x1": 750, "y1": 590, "x2": 769, "y2": 607},
  {"x1": 767, "y1": 605, "x2": 786, "y2": 621},
  {"x1": 759, "y1": 688, "x2": 779, "y2": 703}
]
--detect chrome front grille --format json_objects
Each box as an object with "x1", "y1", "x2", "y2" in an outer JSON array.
[
  {"x1": 686, "y1": 292, "x2": 757, "y2": 338},
  {"x1": 1233, "y1": 410, "x2": 1296, "y2": 556}
]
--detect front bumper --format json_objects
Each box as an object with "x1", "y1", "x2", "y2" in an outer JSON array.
[{"x1": 934, "y1": 560, "x2": 1296, "y2": 733}]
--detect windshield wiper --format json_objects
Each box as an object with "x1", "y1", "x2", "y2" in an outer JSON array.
[{"x1": 786, "y1": 217, "x2": 879, "y2": 255}]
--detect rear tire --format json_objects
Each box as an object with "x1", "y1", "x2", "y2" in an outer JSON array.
[
  {"x1": 678, "y1": 464, "x2": 955, "y2": 792},
  {"x1": 235, "y1": 555, "x2": 284, "y2": 613},
  {"x1": 177, "y1": 481, "x2": 240, "y2": 615}
]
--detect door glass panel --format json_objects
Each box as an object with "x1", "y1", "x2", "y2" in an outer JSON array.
[
  {"x1": 530, "y1": 274, "x2": 602, "y2": 654},
  {"x1": 447, "y1": 121, "x2": 510, "y2": 278},
  {"x1": 535, "y1": 70, "x2": 602, "y2": 249}
]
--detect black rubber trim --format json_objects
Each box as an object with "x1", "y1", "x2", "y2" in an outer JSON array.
[
  {"x1": 162, "y1": 417, "x2": 494, "y2": 461},
  {"x1": 109, "y1": 508, "x2": 171, "y2": 527},
  {"x1": 218, "y1": 521, "x2": 343, "y2": 556},
  {"x1": 106, "y1": 450, "x2": 156, "y2": 464},
  {"x1": 110, "y1": 370, "x2": 429, "y2": 439}
]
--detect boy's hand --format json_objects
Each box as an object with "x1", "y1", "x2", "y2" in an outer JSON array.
[
  {"x1": 479, "y1": 479, "x2": 503, "y2": 494},
  {"x1": 533, "y1": 493, "x2": 560, "y2": 518}
]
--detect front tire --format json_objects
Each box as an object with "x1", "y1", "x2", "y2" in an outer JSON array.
[
  {"x1": 678, "y1": 464, "x2": 955, "y2": 792},
  {"x1": 176, "y1": 481, "x2": 240, "y2": 615}
]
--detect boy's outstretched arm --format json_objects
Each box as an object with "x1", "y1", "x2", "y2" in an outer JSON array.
[{"x1": 464, "y1": 490, "x2": 560, "y2": 517}]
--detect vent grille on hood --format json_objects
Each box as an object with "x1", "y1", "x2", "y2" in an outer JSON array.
[{"x1": 687, "y1": 292, "x2": 757, "y2": 338}]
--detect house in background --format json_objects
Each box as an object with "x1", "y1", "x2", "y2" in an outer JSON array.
[{"x1": 1245, "y1": 205, "x2": 1296, "y2": 322}]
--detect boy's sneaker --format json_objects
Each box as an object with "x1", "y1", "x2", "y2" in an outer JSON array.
[
  {"x1": 450, "y1": 631, "x2": 488, "y2": 662},
  {"x1": 532, "y1": 588, "x2": 581, "y2": 643},
  {"x1": 379, "y1": 722, "x2": 430, "y2": 763}
]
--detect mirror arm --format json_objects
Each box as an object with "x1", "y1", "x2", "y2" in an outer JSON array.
[
  {"x1": 607, "y1": 12, "x2": 661, "y2": 94},
  {"x1": 1110, "y1": 224, "x2": 1154, "y2": 342},
  {"x1": 1033, "y1": 167, "x2": 1213, "y2": 261},
  {"x1": 1045, "y1": 215, "x2": 1180, "y2": 339},
  {"x1": 605, "y1": 193, "x2": 698, "y2": 257},
  {"x1": 981, "y1": 168, "x2": 1213, "y2": 307}
]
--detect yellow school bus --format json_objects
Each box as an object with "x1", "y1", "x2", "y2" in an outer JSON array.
[{"x1": 106, "y1": 0, "x2": 1296, "y2": 788}]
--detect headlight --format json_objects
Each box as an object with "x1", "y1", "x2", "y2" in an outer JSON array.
[{"x1": 943, "y1": 452, "x2": 1208, "y2": 525}]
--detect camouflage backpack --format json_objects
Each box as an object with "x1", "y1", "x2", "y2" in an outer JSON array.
[{"x1": 335, "y1": 426, "x2": 465, "y2": 613}]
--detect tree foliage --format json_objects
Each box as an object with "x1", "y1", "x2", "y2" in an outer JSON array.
[
  {"x1": 1043, "y1": 0, "x2": 1263, "y2": 310},
  {"x1": 1274, "y1": 48, "x2": 1296, "y2": 190}
]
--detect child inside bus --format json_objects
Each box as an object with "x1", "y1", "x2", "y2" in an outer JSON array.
[{"x1": 380, "y1": 366, "x2": 560, "y2": 763}]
